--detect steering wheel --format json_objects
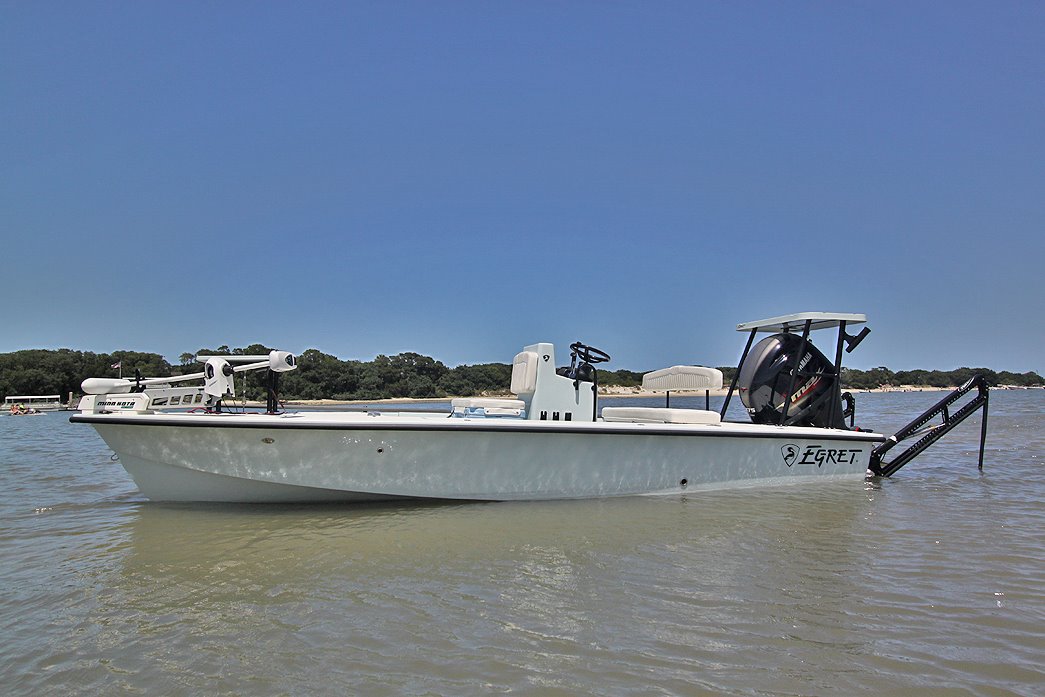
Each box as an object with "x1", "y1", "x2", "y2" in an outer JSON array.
[{"x1": 570, "y1": 342, "x2": 611, "y2": 364}]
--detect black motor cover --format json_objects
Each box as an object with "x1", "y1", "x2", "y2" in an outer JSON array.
[{"x1": 737, "y1": 332, "x2": 845, "y2": 428}]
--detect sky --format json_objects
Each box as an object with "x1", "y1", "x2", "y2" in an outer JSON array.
[{"x1": 2, "y1": 1, "x2": 1042, "y2": 373}]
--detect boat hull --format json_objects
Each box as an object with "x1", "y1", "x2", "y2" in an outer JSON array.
[{"x1": 74, "y1": 412, "x2": 884, "y2": 503}]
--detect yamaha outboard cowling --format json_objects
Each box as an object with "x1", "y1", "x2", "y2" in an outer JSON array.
[{"x1": 737, "y1": 333, "x2": 847, "y2": 428}]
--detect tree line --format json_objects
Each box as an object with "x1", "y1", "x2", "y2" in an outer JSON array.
[
  {"x1": 839, "y1": 366, "x2": 1042, "y2": 390},
  {"x1": 0, "y1": 346, "x2": 1041, "y2": 403}
]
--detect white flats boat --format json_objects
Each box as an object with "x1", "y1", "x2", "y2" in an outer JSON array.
[{"x1": 70, "y1": 312, "x2": 989, "y2": 503}]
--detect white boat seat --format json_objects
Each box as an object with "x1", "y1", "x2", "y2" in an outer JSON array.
[
  {"x1": 451, "y1": 398, "x2": 527, "y2": 418},
  {"x1": 601, "y1": 407, "x2": 722, "y2": 425},
  {"x1": 510, "y1": 351, "x2": 539, "y2": 394},
  {"x1": 641, "y1": 365, "x2": 723, "y2": 392}
]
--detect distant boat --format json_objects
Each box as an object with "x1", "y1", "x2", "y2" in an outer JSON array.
[
  {"x1": 70, "y1": 312, "x2": 989, "y2": 503},
  {"x1": 5, "y1": 395, "x2": 62, "y2": 414}
]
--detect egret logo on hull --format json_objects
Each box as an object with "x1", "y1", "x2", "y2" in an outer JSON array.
[{"x1": 781, "y1": 444, "x2": 862, "y2": 468}]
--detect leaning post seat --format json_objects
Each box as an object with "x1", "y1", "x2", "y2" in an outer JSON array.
[
  {"x1": 646, "y1": 364, "x2": 723, "y2": 410},
  {"x1": 600, "y1": 365, "x2": 724, "y2": 424},
  {"x1": 641, "y1": 365, "x2": 724, "y2": 392}
]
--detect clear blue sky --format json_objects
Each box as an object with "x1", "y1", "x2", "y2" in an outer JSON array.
[{"x1": 2, "y1": 2, "x2": 1042, "y2": 373}]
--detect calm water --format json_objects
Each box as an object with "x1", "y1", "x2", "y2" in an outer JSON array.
[{"x1": 1, "y1": 391, "x2": 1042, "y2": 696}]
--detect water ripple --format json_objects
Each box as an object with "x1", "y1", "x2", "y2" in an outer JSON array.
[{"x1": 1, "y1": 392, "x2": 1042, "y2": 695}]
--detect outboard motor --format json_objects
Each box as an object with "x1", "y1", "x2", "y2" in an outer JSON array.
[{"x1": 737, "y1": 333, "x2": 847, "y2": 428}]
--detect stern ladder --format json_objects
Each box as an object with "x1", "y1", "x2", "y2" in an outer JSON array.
[{"x1": 868, "y1": 375, "x2": 990, "y2": 477}]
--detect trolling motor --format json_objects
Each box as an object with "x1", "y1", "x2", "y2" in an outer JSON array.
[
  {"x1": 264, "y1": 350, "x2": 297, "y2": 413},
  {"x1": 199, "y1": 352, "x2": 297, "y2": 413},
  {"x1": 78, "y1": 350, "x2": 298, "y2": 416}
]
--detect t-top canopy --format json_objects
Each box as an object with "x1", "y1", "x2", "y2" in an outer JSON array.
[{"x1": 736, "y1": 312, "x2": 867, "y2": 333}]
